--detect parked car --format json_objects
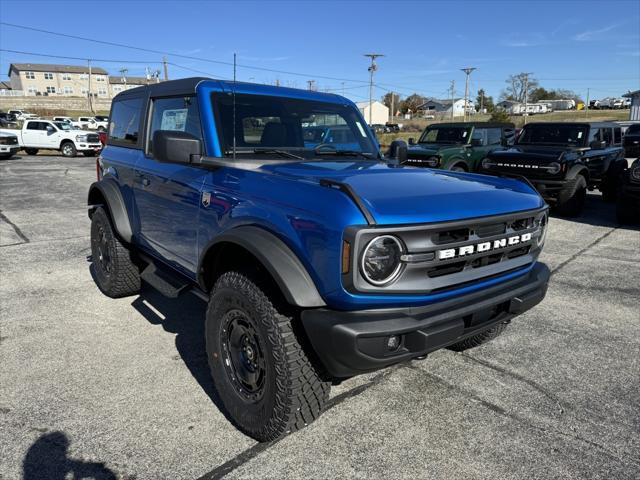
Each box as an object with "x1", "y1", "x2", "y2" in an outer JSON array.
[
  {"x1": 77, "y1": 116, "x2": 108, "y2": 131},
  {"x1": 617, "y1": 159, "x2": 640, "y2": 224},
  {"x1": 0, "y1": 114, "x2": 18, "y2": 129},
  {"x1": 371, "y1": 123, "x2": 389, "y2": 134},
  {"x1": 89, "y1": 78, "x2": 550, "y2": 442},
  {"x1": 53, "y1": 116, "x2": 82, "y2": 129},
  {"x1": 481, "y1": 122, "x2": 626, "y2": 216},
  {"x1": 406, "y1": 122, "x2": 515, "y2": 171},
  {"x1": 385, "y1": 123, "x2": 402, "y2": 132},
  {"x1": 94, "y1": 115, "x2": 109, "y2": 123},
  {"x1": 623, "y1": 123, "x2": 640, "y2": 158},
  {"x1": 8, "y1": 109, "x2": 38, "y2": 121},
  {"x1": 0, "y1": 131, "x2": 20, "y2": 159},
  {"x1": 0, "y1": 119, "x2": 102, "y2": 157}
]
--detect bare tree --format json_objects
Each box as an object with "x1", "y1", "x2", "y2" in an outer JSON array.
[{"x1": 501, "y1": 73, "x2": 539, "y2": 102}]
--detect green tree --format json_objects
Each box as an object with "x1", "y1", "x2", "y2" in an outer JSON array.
[
  {"x1": 476, "y1": 89, "x2": 495, "y2": 113},
  {"x1": 381, "y1": 92, "x2": 402, "y2": 116},
  {"x1": 489, "y1": 109, "x2": 511, "y2": 123}
]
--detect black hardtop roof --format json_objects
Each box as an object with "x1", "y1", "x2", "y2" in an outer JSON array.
[
  {"x1": 113, "y1": 77, "x2": 211, "y2": 100},
  {"x1": 427, "y1": 122, "x2": 515, "y2": 128},
  {"x1": 521, "y1": 121, "x2": 620, "y2": 129}
]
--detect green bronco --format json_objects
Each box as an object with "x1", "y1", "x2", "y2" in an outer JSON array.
[{"x1": 406, "y1": 122, "x2": 515, "y2": 172}]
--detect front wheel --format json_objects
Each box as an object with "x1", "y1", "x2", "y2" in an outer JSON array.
[
  {"x1": 555, "y1": 175, "x2": 587, "y2": 217},
  {"x1": 206, "y1": 271, "x2": 329, "y2": 442},
  {"x1": 24, "y1": 148, "x2": 38, "y2": 156},
  {"x1": 61, "y1": 142, "x2": 77, "y2": 158},
  {"x1": 449, "y1": 164, "x2": 467, "y2": 172}
]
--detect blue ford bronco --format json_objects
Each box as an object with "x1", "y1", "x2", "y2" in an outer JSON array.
[{"x1": 88, "y1": 78, "x2": 550, "y2": 441}]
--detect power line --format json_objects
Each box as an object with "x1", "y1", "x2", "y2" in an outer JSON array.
[
  {"x1": 0, "y1": 48, "x2": 160, "y2": 64},
  {"x1": 0, "y1": 22, "x2": 370, "y2": 84}
]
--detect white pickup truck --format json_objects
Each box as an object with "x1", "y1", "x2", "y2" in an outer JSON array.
[
  {"x1": 8, "y1": 110, "x2": 38, "y2": 121},
  {"x1": 0, "y1": 131, "x2": 20, "y2": 159},
  {"x1": 0, "y1": 119, "x2": 102, "y2": 157},
  {"x1": 53, "y1": 116, "x2": 82, "y2": 129},
  {"x1": 77, "y1": 116, "x2": 108, "y2": 131}
]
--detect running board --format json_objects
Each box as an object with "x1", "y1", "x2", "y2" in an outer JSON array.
[{"x1": 140, "y1": 263, "x2": 191, "y2": 298}]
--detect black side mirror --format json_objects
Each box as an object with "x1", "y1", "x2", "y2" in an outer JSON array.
[
  {"x1": 408, "y1": 137, "x2": 415, "y2": 145},
  {"x1": 388, "y1": 140, "x2": 408, "y2": 164},
  {"x1": 589, "y1": 140, "x2": 606, "y2": 150},
  {"x1": 153, "y1": 130, "x2": 202, "y2": 164}
]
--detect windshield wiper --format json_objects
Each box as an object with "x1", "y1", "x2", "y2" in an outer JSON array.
[
  {"x1": 313, "y1": 149, "x2": 372, "y2": 160},
  {"x1": 251, "y1": 148, "x2": 305, "y2": 160}
]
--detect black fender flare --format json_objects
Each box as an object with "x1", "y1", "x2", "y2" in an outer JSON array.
[
  {"x1": 198, "y1": 226, "x2": 326, "y2": 308},
  {"x1": 87, "y1": 179, "x2": 133, "y2": 243},
  {"x1": 566, "y1": 164, "x2": 589, "y2": 181}
]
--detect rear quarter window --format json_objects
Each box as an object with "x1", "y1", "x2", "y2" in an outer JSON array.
[{"x1": 109, "y1": 98, "x2": 144, "y2": 147}]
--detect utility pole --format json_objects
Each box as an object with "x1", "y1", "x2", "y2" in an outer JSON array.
[
  {"x1": 364, "y1": 53, "x2": 384, "y2": 125},
  {"x1": 480, "y1": 90, "x2": 484, "y2": 113},
  {"x1": 307, "y1": 80, "x2": 315, "y2": 91},
  {"x1": 162, "y1": 56, "x2": 169, "y2": 81},
  {"x1": 585, "y1": 88, "x2": 590, "y2": 118},
  {"x1": 119, "y1": 68, "x2": 128, "y2": 90},
  {"x1": 87, "y1": 59, "x2": 93, "y2": 113},
  {"x1": 390, "y1": 92, "x2": 395, "y2": 123},
  {"x1": 522, "y1": 72, "x2": 533, "y2": 125},
  {"x1": 449, "y1": 80, "x2": 455, "y2": 121},
  {"x1": 461, "y1": 67, "x2": 476, "y2": 121}
]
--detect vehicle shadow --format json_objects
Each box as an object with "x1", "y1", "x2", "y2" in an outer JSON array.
[
  {"x1": 550, "y1": 191, "x2": 639, "y2": 230},
  {"x1": 129, "y1": 285, "x2": 236, "y2": 425},
  {"x1": 23, "y1": 431, "x2": 116, "y2": 480}
]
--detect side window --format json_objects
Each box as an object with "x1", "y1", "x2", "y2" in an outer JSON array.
[
  {"x1": 602, "y1": 128, "x2": 613, "y2": 146},
  {"x1": 588, "y1": 128, "x2": 602, "y2": 143},
  {"x1": 613, "y1": 127, "x2": 622, "y2": 145},
  {"x1": 109, "y1": 97, "x2": 143, "y2": 146},
  {"x1": 148, "y1": 96, "x2": 202, "y2": 155},
  {"x1": 26, "y1": 121, "x2": 40, "y2": 130},
  {"x1": 486, "y1": 128, "x2": 502, "y2": 145},
  {"x1": 471, "y1": 128, "x2": 487, "y2": 146}
]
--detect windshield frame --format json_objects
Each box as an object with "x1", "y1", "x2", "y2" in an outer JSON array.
[
  {"x1": 417, "y1": 125, "x2": 472, "y2": 145},
  {"x1": 516, "y1": 124, "x2": 589, "y2": 147},
  {"x1": 211, "y1": 92, "x2": 381, "y2": 161}
]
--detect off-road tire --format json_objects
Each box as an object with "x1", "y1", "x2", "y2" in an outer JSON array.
[
  {"x1": 61, "y1": 141, "x2": 77, "y2": 158},
  {"x1": 555, "y1": 175, "x2": 587, "y2": 217},
  {"x1": 206, "y1": 271, "x2": 330, "y2": 442},
  {"x1": 450, "y1": 163, "x2": 467, "y2": 172},
  {"x1": 24, "y1": 148, "x2": 38, "y2": 156},
  {"x1": 90, "y1": 207, "x2": 140, "y2": 298},
  {"x1": 448, "y1": 323, "x2": 509, "y2": 351},
  {"x1": 616, "y1": 194, "x2": 638, "y2": 224}
]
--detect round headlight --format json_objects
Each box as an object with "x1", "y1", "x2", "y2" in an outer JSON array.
[
  {"x1": 425, "y1": 156, "x2": 440, "y2": 167},
  {"x1": 547, "y1": 162, "x2": 561, "y2": 175},
  {"x1": 481, "y1": 157, "x2": 493, "y2": 169},
  {"x1": 361, "y1": 235, "x2": 404, "y2": 285},
  {"x1": 631, "y1": 166, "x2": 640, "y2": 182}
]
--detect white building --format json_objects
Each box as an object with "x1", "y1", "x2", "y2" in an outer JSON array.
[
  {"x1": 623, "y1": 90, "x2": 640, "y2": 121},
  {"x1": 417, "y1": 98, "x2": 475, "y2": 118},
  {"x1": 356, "y1": 101, "x2": 389, "y2": 125}
]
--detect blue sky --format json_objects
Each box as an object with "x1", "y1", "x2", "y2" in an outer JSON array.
[{"x1": 0, "y1": 0, "x2": 638, "y2": 102}]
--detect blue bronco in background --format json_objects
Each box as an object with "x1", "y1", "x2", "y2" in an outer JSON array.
[{"x1": 88, "y1": 78, "x2": 550, "y2": 441}]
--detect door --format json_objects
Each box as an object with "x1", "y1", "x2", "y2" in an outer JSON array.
[
  {"x1": 133, "y1": 96, "x2": 206, "y2": 273},
  {"x1": 22, "y1": 121, "x2": 49, "y2": 147},
  {"x1": 42, "y1": 122, "x2": 62, "y2": 149},
  {"x1": 467, "y1": 127, "x2": 502, "y2": 170}
]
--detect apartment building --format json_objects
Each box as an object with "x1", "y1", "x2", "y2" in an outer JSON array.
[
  {"x1": 109, "y1": 76, "x2": 153, "y2": 97},
  {"x1": 8, "y1": 63, "x2": 110, "y2": 98}
]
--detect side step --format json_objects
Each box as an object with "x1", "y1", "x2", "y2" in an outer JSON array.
[{"x1": 140, "y1": 263, "x2": 191, "y2": 298}]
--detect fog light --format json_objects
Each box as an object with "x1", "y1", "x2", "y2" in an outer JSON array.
[{"x1": 387, "y1": 335, "x2": 401, "y2": 351}]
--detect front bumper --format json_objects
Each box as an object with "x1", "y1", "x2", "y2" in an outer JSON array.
[
  {"x1": 0, "y1": 145, "x2": 20, "y2": 154},
  {"x1": 77, "y1": 143, "x2": 103, "y2": 152},
  {"x1": 302, "y1": 262, "x2": 550, "y2": 377}
]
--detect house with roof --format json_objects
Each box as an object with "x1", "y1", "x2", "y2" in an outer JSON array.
[
  {"x1": 109, "y1": 76, "x2": 154, "y2": 97},
  {"x1": 355, "y1": 100, "x2": 389, "y2": 125},
  {"x1": 8, "y1": 63, "x2": 110, "y2": 97},
  {"x1": 417, "y1": 98, "x2": 474, "y2": 117}
]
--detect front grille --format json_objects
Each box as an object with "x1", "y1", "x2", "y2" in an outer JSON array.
[
  {"x1": 349, "y1": 208, "x2": 548, "y2": 294},
  {"x1": 86, "y1": 133, "x2": 100, "y2": 143},
  {"x1": 7, "y1": 136, "x2": 18, "y2": 145}
]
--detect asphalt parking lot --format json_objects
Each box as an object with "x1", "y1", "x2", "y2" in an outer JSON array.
[{"x1": 1, "y1": 154, "x2": 639, "y2": 480}]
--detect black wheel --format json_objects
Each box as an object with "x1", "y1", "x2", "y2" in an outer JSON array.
[
  {"x1": 61, "y1": 141, "x2": 77, "y2": 158},
  {"x1": 448, "y1": 323, "x2": 508, "y2": 352},
  {"x1": 616, "y1": 194, "x2": 639, "y2": 224},
  {"x1": 206, "y1": 271, "x2": 329, "y2": 442},
  {"x1": 555, "y1": 175, "x2": 587, "y2": 217},
  {"x1": 97, "y1": 126, "x2": 106, "y2": 132},
  {"x1": 450, "y1": 164, "x2": 467, "y2": 172},
  {"x1": 90, "y1": 207, "x2": 140, "y2": 298},
  {"x1": 24, "y1": 148, "x2": 38, "y2": 156},
  {"x1": 83, "y1": 151, "x2": 97, "y2": 157}
]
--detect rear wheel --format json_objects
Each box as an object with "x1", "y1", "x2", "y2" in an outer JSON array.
[
  {"x1": 448, "y1": 323, "x2": 509, "y2": 351},
  {"x1": 555, "y1": 175, "x2": 587, "y2": 217},
  {"x1": 61, "y1": 141, "x2": 77, "y2": 158},
  {"x1": 24, "y1": 148, "x2": 38, "y2": 156},
  {"x1": 450, "y1": 163, "x2": 467, "y2": 172},
  {"x1": 90, "y1": 207, "x2": 141, "y2": 298},
  {"x1": 206, "y1": 271, "x2": 329, "y2": 442}
]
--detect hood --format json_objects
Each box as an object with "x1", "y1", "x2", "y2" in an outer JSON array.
[
  {"x1": 261, "y1": 161, "x2": 544, "y2": 225},
  {"x1": 488, "y1": 145, "x2": 578, "y2": 164},
  {"x1": 407, "y1": 143, "x2": 457, "y2": 158}
]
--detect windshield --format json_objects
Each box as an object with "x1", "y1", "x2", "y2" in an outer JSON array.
[
  {"x1": 418, "y1": 126, "x2": 471, "y2": 144},
  {"x1": 517, "y1": 124, "x2": 588, "y2": 146},
  {"x1": 212, "y1": 93, "x2": 379, "y2": 159},
  {"x1": 54, "y1": 122, "x2": 72, "y2": 130}
]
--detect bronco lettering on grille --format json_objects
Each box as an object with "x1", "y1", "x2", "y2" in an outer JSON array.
[{"x1": 437, "y1": 233, "x2": 532, "y2": 260}]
